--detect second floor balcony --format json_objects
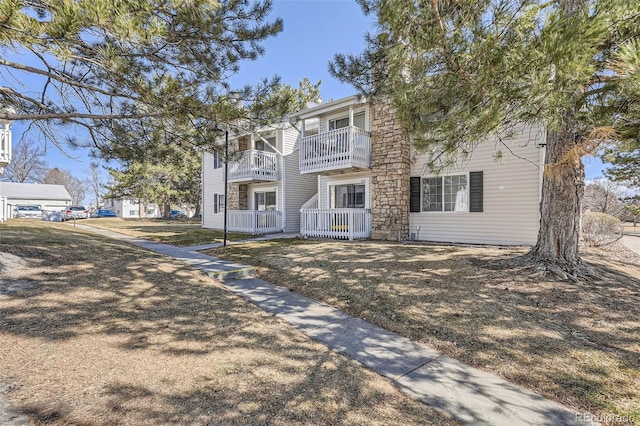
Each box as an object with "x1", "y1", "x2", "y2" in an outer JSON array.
[
  {"x1": 299, "y1": 126, "x2": 371, "y2": 174},
  {"x1": 228, "y1": 149, "x2": 279, "y2": 183},
  {"x1": 0, "y1": 126, "x2": 11, "y2": 171}
]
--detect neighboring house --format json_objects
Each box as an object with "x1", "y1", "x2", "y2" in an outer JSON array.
[
  {"x1": 202, "y1": 122, "x2": 317, "y2": 234},
  {"x1": 0, "y1": 182, "x2": 72, "y2": 219},
  {"x1": 202, "y1": 95, "x2": 546, "y2": 245},
  {"x1": 103, "y1": 199, "x2": 160, "y2": 218},
  {"x1": 0, "y1": 115, "x2": 13, "y2": 222}
]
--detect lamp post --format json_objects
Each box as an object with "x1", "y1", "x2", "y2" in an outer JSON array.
[
  {"x1": 214, "y1": 124, "x2": 229, "y2": 247},
  {"x1": 222, "y1": 127, "x2": 229, "y2": 247}
]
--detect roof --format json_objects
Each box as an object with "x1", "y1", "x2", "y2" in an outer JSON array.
[
  {"x1": 0, "y1": 182, "x2": 72, "y2": 201},
  {"x1": 294, "y1": 95, "x2": 368, "y2": 120}
]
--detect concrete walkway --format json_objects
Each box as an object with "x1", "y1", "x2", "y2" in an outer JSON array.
[
  {"x1": 60, "y1": 225, "x2": 588, "y2": 424},
  {"x1": 622, "y1": 234, "x2": 640, "y2": 256}
]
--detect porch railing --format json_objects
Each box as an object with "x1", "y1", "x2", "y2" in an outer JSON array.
[
  {"x1": 228, "y1": 210, "x2": 282, "y2": 234},
  {"x1": 229, "y1": 149, "x2": 279, "y2": 182},
  {"x1": 300, "y1": 208, "x2": 371, "y2": 240},
  {"x1": 0, "y1": 126, "x2": 11, "y2": 169},
  {"x1": 299, "y1": 126, "x2": 371, "y2": 173}
]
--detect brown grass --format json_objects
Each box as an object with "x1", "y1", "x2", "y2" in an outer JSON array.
[
  {"x1": 206, "y1": 238, "x2": 640, "y2": 423},
  {"x1": 0, "y1": 220, "x2": 455, "y2": 425},
  {"x1": 80, "y1": 218, "x2": 251, "y2": 246}
]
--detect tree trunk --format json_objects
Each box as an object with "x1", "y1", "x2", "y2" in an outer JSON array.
[
  {"x1": 163, "y1": 194, "x2": 171, "y2": 219},
  {"x1": 522, "y1": 122, "x2": 590, "y2": 279}
]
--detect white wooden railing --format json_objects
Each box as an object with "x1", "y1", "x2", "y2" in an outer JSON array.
[
  {"x1": 228, "y1": 210, "x2": 282, "y2": 234},
  {"x1": 229, "y1": 149, "x2": 279, "y2": 182},
  {"x1": 0, "y1": 125, "x2": 11, "y2": 170},
  {"x1": 300, "y1": 208, "x2": 371, "y2": 240},
  {"x1": 299, "y1": 126, "x2": 371, "y2": 173},
  {"x1": 300, "y1": 194, "x2": 318, "y2": 210}
]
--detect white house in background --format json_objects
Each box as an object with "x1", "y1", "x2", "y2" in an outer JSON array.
[
  {"x1": 202, "y1": 122, "x2": 317, "y2": 234},
  {"x1": 103, "y1": 198, "x2": 160, "y2": 218},
  {"x1": 292, "y1": 95, "x2": 545, "y2": 245},
  {"x1": 0, "y1": 182, "x2": 71, "y2": 219}
]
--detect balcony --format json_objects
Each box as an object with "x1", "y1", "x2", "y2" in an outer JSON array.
[
  {"x1": 299, "y1": 126, "x2": 371, "y2": 174},
  {"x1": 300, "y1": 208, "x2": 371, "y2": 240},
  {"x1": 0, "y1": 125, "x2": 11, "y2": 171},
  {"x1": 228, "y1": 149, "x2": 279, "y2": 183},
  {"x1": 228, "y1": 210, "x2": 282, "y2": 234}
]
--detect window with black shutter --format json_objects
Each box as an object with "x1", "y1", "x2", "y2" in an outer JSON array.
[{"x1": 214, "y1": 194, "x2": 218, "y2": 214}]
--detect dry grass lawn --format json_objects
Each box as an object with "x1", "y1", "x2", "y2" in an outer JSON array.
[
  {"x1": 81, "y1": 218, "x2": 250, "y2": 247},
  {"x1": 207, "y1": 238, "x2": 640, "y2": 423},
  {"x1": 0, "y1": 220, "x2": 455, "y2": 425}
]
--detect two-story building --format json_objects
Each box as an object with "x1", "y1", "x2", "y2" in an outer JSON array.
[
  {"x1": 202, "y1": 95, "x2": 545, "y2": 245},
  {"x1": 202, "y1": 122, "x2": 317, "y2": 234}
]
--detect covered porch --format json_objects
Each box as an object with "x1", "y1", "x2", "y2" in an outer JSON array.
[
  {"x1": 300, "y1": 208, "x2": 371, "y2": 240},
  {"x1": 227, "y1": 209, "x2": 282, "y2": 235}
]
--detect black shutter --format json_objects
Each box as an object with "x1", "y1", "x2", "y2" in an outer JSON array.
[
  {"x1": 469, "y1": 171, "x2": 483, "y2": 212},
  {"x1": 214, "y1": 194, "x2": 218, "y2": 214},
  {"x1": 410, "y1": 177, "x2": 421, "y2": 212}
]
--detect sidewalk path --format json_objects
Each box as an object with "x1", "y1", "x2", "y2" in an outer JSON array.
[
  {"x1": 622, "y1": 234, "x2": 640, "y2": 256},
  {"x1": 71, "y1": 224, "x2": 586, "y2": 425}
]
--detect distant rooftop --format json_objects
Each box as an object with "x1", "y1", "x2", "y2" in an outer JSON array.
[{"x1": 0, "y1": 182, "x2": 72, "y2": 201}]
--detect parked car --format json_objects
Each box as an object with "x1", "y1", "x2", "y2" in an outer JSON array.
[
  {"x1": 169, "y1": 210, "x2": 187, "y2": 219},
  {"x1": 92, "y1": 209, "x2": 117, "y2": 218},
  {"x1": 63, "y1": 206, "x2": 89, "y2": 220},
  {"x1": 13, "y1": 205, "x2": 43, "y2": 219}
]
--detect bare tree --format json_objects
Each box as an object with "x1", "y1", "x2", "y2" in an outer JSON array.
[
  {"x1": 86, "y1": 163, "x2": 106, "y2": 209},
  {"x1": 1, "y1": 139, "x2": 48, "y2": 183},
  {"x1": 582, "y1": 178, "x2": 627, "y2": 219},
  {"x1": 43, "y1": 168, "x2": 86, "y2": 205}
]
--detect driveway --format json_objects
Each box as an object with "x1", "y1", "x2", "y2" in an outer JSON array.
[{"x1": 622, "y1": 234, "x2": 640, "y2": 256}]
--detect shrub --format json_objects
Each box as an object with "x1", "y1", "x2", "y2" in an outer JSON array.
[{"x1": 581, "y1": 211, "x2": 623, "y2": 247}]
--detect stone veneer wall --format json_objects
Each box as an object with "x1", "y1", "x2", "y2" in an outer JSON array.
[
  {"x1": 369, "y1": 97, "x2": 411, "y2": 241},
  {"x1": 225, "y1": 137, "x2": 249, "y2": 210}
]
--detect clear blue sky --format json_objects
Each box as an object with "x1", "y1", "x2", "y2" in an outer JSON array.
[{"x1": 10, "y1": 0, "x2": 606, "y2": 182}]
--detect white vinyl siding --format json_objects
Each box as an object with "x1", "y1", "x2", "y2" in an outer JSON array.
[
  {"x1": 409, "y1": 125, "x2": 545, "y2": 245},
  {"x1": 283, "y1": 151, "x2": 318, "y2": 232},
  {"x1": 202, "y1": 151, "x2": 226, "y2": 229}
]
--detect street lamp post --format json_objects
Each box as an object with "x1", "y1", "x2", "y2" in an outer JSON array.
[{"x1": 222, "y1": 127, "x2": 228, "y2": 247}]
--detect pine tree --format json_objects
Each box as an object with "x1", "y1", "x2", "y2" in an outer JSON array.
[
  {"x1": 330, "y1": 0, "x2": 640, "y2": 279},
  {"x1": 0, "y1": 0, "x2": 284, "y2": 154}
]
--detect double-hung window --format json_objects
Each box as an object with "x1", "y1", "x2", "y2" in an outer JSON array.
[
  {"x1": 213, "y1": 194, "x2": 225, "y2": 214},
  {"x1": 422, "y1": 174, "x2": 468, "y2": 212},
  {"x1": 411, "y1": 171, "x2": 483, "y2": 213},
  {"x1": 213, "y1": 152, "x2": 223, "y2": 169}
]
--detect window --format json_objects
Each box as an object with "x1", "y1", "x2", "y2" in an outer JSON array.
[
  {"x1": 255, "y1": 137, "x2": 276, "y2": 153},
  {"x1": 330, "y1": 184, "x2": 365, "y2": 208},
  {"x1": 421, "y1": 174, "x2": 468, "y2": 212},
  {"x1": 328, "y1": 112, "x2": 366, "y2": 131},
  {"x1": 129, "y1": 210, "x2": 138, "y2": 216},
  {"x1": 255, "y1": 191, "x2": 276, "y2": 210},
  {"x1": 213, "y1": 152, "x2": 223, "y2": 169},
  {"x1": 411, "y1": 172, "x2": 483, "y2": 213},
  {"x1": 213, "y1": 194, "x2": 225, "y2": 214}
]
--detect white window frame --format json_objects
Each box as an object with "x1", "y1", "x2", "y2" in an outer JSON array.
[
  {"x1": 421, "y1": 173, "x2": 470, "y2": 213},
  {"x1": 324, "y1": 176, "x2": 370, "y2": 209}
]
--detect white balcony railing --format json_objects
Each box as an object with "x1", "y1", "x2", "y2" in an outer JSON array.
[
  {"x1": 228, "y1": 210, "x2": 282, "y2": 234},
  {"x1": 228, "y1": 149, "x2": 279, "y2": 183},
  {"x1": 300, "y1": 208, "x2": 371, "y2": 240},
  {"x1": 299, "y1": 126, "x2": 371, "y2": 174},
  {"x1": 0, "y1": 125, "x2": 11, "y2": 170}
]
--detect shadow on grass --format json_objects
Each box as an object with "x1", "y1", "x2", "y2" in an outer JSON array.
[
  {"x1": 208, "y1": 239, "x2": 640, "y2": 420},
  {"x1": 0, "y1": 222, "x2": 452, "y2": 425}
]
